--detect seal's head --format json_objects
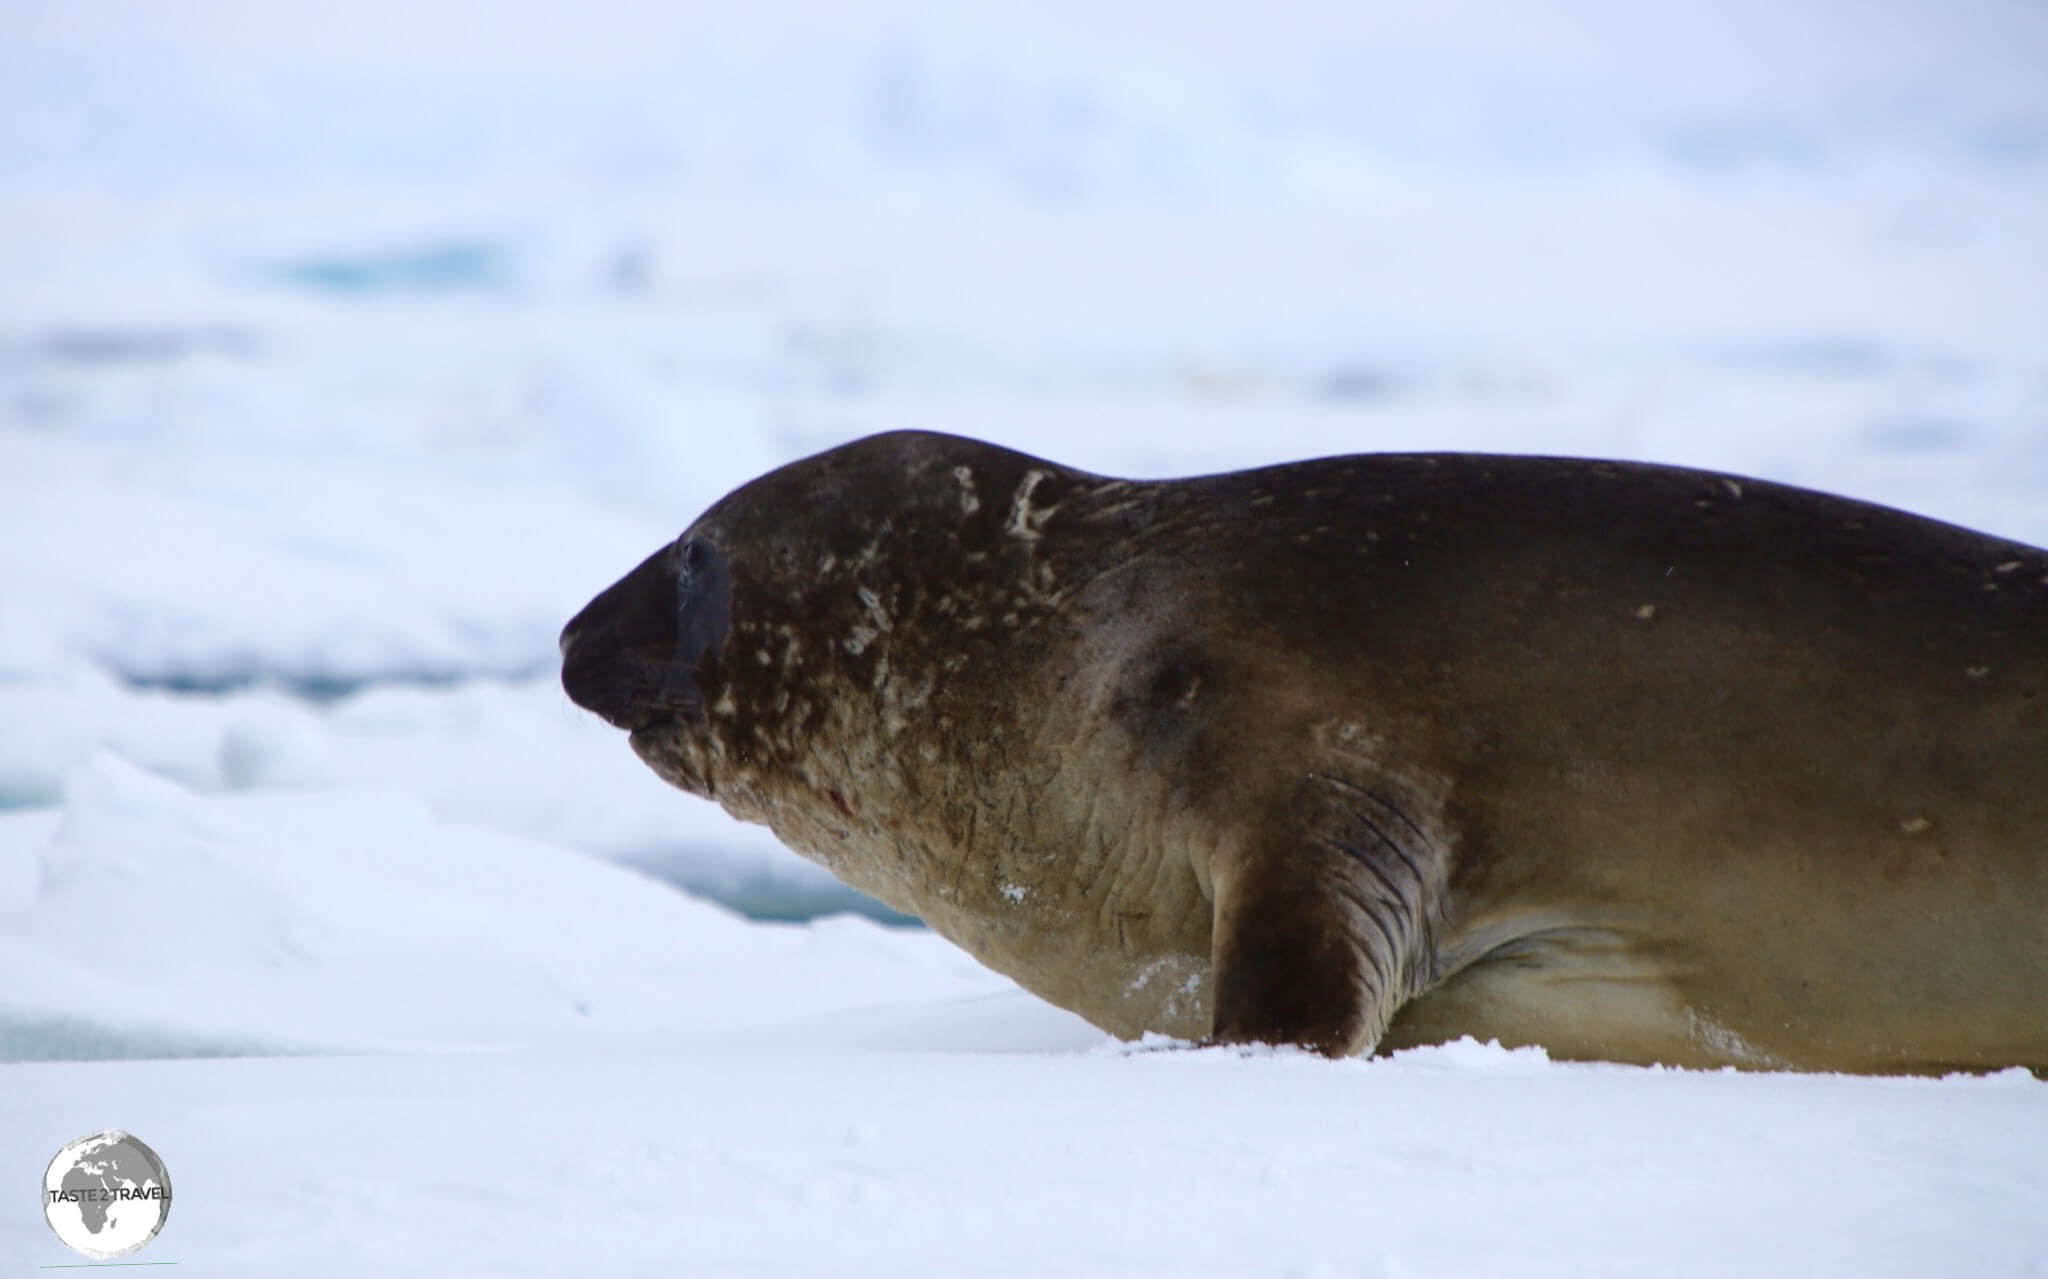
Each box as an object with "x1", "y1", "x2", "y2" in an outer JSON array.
[{"x1": 558, "y1": 431, "x2": 1078, "y2": 833}]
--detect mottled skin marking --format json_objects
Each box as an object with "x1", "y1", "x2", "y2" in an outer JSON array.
[{"x1": 561, "y1": 430, "x2": 2048, "y2": 1073}]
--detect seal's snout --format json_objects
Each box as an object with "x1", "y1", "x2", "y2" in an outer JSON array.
[
  {"x1": 559, "y1": 624, "x2": 649, "y2": 731},
  {"x1": 560, "y1": 542, "x2": 688, "y2": 732}
]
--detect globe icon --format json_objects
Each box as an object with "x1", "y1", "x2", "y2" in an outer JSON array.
[{"x1": 42, "y1": 1130, "x2": 173, "y2": 1260}]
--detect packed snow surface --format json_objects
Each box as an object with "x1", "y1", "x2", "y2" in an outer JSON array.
[{"x1": 3, "y1": 0, "x2": 2046, "y2": 1273}]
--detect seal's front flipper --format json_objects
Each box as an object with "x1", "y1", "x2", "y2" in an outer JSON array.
[{"x1": 1209, "y1": 775, "x2": 1447, "y2": 1056}]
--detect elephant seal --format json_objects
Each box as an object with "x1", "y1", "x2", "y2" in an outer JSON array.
[{"x1": 560, "y1": 431, "x2": 2048, "y2": 1073}]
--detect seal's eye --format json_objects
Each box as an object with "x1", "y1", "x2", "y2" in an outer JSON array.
[{"x1": 679, "y1": 538, "x2": 709, "y2": 584}]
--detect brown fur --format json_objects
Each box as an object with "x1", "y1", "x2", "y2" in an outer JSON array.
[{"x1": 561, "y1": 431, "x2": 2048, "y2": 1073}]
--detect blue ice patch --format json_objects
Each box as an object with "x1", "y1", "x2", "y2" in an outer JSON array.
[{"x1": 258, "y1": 240, "x2": 514, "y2": 298}]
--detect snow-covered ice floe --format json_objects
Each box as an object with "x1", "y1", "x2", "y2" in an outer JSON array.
[
  {"x1": 3, "y1": 0, "x2": 2047, "y2": 1273},
  {"x1": 0, "y1": 751, "x2": 1003, "y2": 1060},
  {"x1": 2, "y1": 1037, "x2": 2043, "y2": 1276}
]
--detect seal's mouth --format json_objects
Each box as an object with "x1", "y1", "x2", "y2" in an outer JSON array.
[
  {"x1": 562, "y1": 643, "x2": 708, "y2": 735},
  {"x1": 561, "y1": 639, "x2": 667, "y2": 731}
]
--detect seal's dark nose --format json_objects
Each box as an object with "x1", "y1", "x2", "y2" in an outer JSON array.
[
  {"x1": 560, "y1": 542, "x2": 683, "y2": 731},
  {"x1": 559, "y1": 625, "x2": 638, "y2": 729}
]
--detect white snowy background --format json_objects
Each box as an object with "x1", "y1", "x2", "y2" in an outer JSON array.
[{"x1": 3, "y1": 1, "x2": 2046, "y2": 1274}]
